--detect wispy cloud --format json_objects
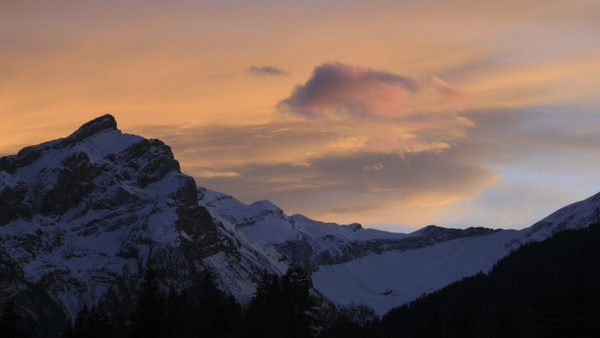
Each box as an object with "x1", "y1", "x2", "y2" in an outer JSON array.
[
  {"x1": 363, "y1": 163, "x2": 385, "y2": 171},
  {"x1": 430, "y1": 76, "x2": 470, "y2": 110},
  {"x1": 247, "y1": 66, "x2": 291, "y2": 77},
  {"x1": 195, "y1": 168, "x2": 242, "y2": 178}
]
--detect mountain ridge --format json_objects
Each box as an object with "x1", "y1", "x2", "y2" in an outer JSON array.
[{"x1": 0, "y1": 114, "x2": 598, "y2": 322}]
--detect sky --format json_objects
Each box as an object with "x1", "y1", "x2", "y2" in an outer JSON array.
[{"x1": 1, "y1": 0, "x2": 600, "y2": 232}]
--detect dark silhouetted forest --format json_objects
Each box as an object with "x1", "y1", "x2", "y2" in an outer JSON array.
[{"x1": 59, "y1": 266, "x2": 315, "y2": 338}]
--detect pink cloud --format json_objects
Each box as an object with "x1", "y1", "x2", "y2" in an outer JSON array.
[
  {"x1": 277, "y1": 62, "x2": 474, "y2": 156},
  {"x1": 277, "y1": 62, "x2": 419, "y2": 119},
  {"x1": 430, "y1": 76, "x2": 471, "y2": 110}
]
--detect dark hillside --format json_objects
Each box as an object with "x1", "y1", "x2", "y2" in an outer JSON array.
[
  {"x1": 322, "y1": 222, "x2": 600, "y2": 337},
  {"x1": 379, "y1": 222, "x2": 600, "y2": 337}
]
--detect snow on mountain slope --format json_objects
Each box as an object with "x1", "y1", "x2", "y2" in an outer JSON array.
[
  {"x1": 312, "y1": 230, "x2": 521, "y2": 314},
  {"x1": 199, "y1": 180, "x2": 600, "y2": 315},
  {"x1": 199, "y1": 188, "x2": 407, "y2": 242},
  {"x1": 198, "y1": 188, "x2": 497, "y2": 270},
  {"x1": 198, "y1": 188, "x2": 523, "y2": 314},
  {"x1": 0, "y1": 115, "x2": 200, "y2": 317},
  {"x1": 524, "y1": 191, "x2": 600, "y2": 241}
]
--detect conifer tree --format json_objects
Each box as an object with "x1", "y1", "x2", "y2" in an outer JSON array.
[
  {"x1": 0, "y1": 299, "x2": 24, "y2": 337},
  {"x1": 131, "y1": 268, "x2": 167, "y2": 338}
]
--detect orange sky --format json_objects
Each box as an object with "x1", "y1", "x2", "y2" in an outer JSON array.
[{"x1": 2, "y1": 0, "x2": 600, "y2": 231}]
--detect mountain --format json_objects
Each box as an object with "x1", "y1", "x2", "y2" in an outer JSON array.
[
  {"x1": 353, "y1": 221, "x2": 600, "y2": 337},
  {"x1": 198, "y1": 181, "x2": 600, "y2": 315},
  {"x1": 0, "y1": 114, "x2": 260, "y2": 320},
  {"x1": 1, "y1": 114, "x2": 599, "y2": 326}
]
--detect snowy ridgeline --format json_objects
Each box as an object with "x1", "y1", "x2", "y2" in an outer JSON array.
[{"x1": 198, "y1": 185, "x2": 600, "y2": 314}]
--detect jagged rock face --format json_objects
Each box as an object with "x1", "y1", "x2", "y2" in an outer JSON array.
[
  {"x1": 63, "y1": 114, "x2": 117, "y2": 145},
  {"x1": 0, "y1": 177, "x2": 31, "y2": 225},
  {"x1": 0, "y1": 115, "x2": 220, "y2": 319},
  {"x1": 0, "y1": 150, "x2": 103, "y2": 223},
  {"x1": 0, "y1": 115, "x2": 117, "y2": 224},
  {"x1": 112, "y1": 138, "x2": 181, "y2": 188},
  {"x1": 40, "y1": 152, "x2": 101, "y2": 215}
]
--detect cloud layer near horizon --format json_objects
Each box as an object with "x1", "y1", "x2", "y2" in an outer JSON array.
[{"x1": 133, "y1": 104, "x2": 600, "y2": 230}]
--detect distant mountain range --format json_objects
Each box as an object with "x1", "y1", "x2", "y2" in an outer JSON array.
[
  {"x1": 341, "y1": 219, "x2": 600, "y2": 337},
  {"x1": 1, "y1": 114, "x2": 599, "y2": 329}
]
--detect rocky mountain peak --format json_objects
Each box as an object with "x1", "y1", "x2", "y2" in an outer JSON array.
[
  {"x1": 0, "y1": 114, "x2": 229, "y2": 320},
  {"x1": 0, "y1": 114, "x2": 121, "y2": 176},
  {"x1": 0, "y1": 114, "x2": 187, "y2": 225},
  {"x1": 415, "y1": 225, "x2": 497, "y2": 241},
  {"x1": 65, "y1": 114, "x2": 117, "y2": 144}
]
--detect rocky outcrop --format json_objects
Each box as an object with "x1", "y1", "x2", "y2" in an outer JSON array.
[
  {"x1": 40, "y1": 152, "x2": 101, "y2": 215},
  {"x1": 416, "y1": 225, "x2": 497, "y2": 241},
  {"x1": 274, "y1": 226, "x2": 499, "y2": 270},
  {"x1": 175, "y1": 176, "x2": 226, "y2": 259},
  {"x1": 58, "y1": 114, "x2": 117, "y2": 148},
  {"x1": 0, "y1": 180, "x2": 31, "y2": 225},
  {"x1": 1, "y1": 115, "x2": 117, "y2": 176},
  {"x1": 116, "y1": 138, "x2": 181, "y2": 187},
  {"x1": 0, "y1": 156, "x2": 17, "y2": 175}
]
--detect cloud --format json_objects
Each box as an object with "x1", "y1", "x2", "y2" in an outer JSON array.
[
  {"x1": 430, "y1": 76, "x2": 470, "y2": 110},
  {"x1": 195, "y1": 168, "x2": 242, "y2": 178},
  {"x1": 135, "y1": 121, "x2": 334, "y2": 168},
  {"x1": 329, "y1": 136, "x2": 367, "y2": 150},
  {"x1": 276, "y1": 62, "x2": 474, "y2": 155},
  {"x1": 247, "y1": 66, "x2": 291, "y2": 77},
  {"x1": 363, "y1": 163, "x2": 385, "y2": 171},
  {"x1": 187, "y1": 147, "x2": 500, "y2": 228},
  {"x1": 133, "y1": 119, "x2": 496, "y2": 208},
  {"x1": 209, "y1": 73, "x2": 234, "y2": 80},
  {"x1": 277, "y1": 62, "x2": 419, "y2": 120}
]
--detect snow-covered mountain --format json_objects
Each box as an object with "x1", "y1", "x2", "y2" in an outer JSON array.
[
  {"x1": 199, "y1": 185, "x2": 600, "y2": 314},
  {"x1": 1, "y1": 114, "x2": 599, "y2": 320}
]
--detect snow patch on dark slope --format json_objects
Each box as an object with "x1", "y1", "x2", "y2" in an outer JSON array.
[{"x1": 0, "y1": 114, "x2": 598, "y2": 319}]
